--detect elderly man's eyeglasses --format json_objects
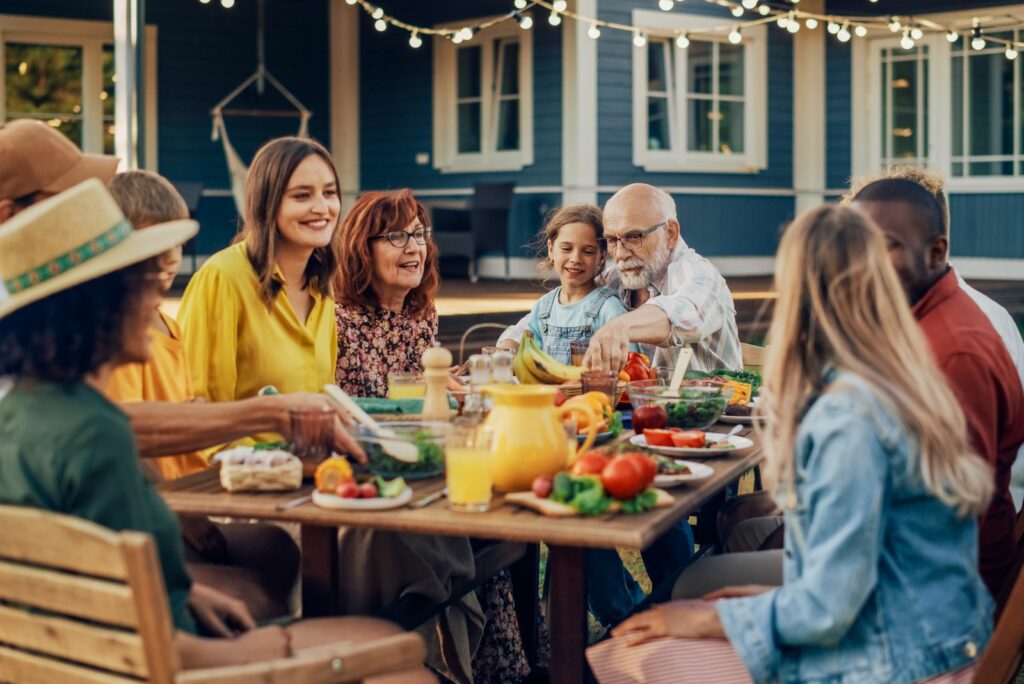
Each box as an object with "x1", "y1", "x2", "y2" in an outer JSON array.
[
  {"x1": 369, "y1": 227, "x2": 432, "y2": 249},
  {"x1": 603, "y1": 221, "x2": 666, "y2": 252}
]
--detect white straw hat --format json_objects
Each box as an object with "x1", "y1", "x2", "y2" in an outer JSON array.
[{"x1": 0, "y1": 178, "x2": 197, "y2": 319}]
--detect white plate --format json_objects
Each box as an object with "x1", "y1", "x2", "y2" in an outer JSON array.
[
  {"x1": 719, "y1": 414, "x2": 763, "y2": 425},
  {"x1": 629, "y1": 433, "x2": 754, "y2": 457},
  {"x1": 312, "y1": 487, "x2": 413, "y2": 510},
  {"x1": 654, "y1": 460, "x2": 715, "y2": 487}
]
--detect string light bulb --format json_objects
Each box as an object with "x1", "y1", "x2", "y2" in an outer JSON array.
[
  {"x1": 345, "y1": 0, "x2": 356, "y2": 4},
  {"x1": 910, "y1": 26, "x2": 924, "y2": 40},
  {"x1": 946, "y1": 30, "x2": 959, "y2": 43},
  {"x1": 659, "y1": 0, "x2": 674, "y2": 11},
  {"x1": 888, "y1": 18, "x2": 901, "y2": 33},
  {"x1": 676, "y1": 32, "x2": 690, "y2": 48},
  {"x1": 827, "y1": 21, "x2": 840, "y2": 35},
  {"x1": 459, "y1": 27, "x2": 474, "y2": 41},
  {"x1": 633, "y1": 31, "x2": 647, "y2": 47},
  {"x1": 519, "y1": 13, "x2": 534, "y2": 30},
  {"x1": 787, "y1": 13, "x2": 801, "y2": 33},
  {"x1": 837, "y1": 22, "x2": 851, "y2": 42},
  {"x1": 588, "y1": 23, "x2": 601, "y2": 39},
  {"x1": 742, "y1": 0, "x2": 758, "y2": 8},
  {"x1": 371, "y1": 6, "x2": 384, "y2": 19},
  {"x1": 1007, "y1": 45, "x2": 1019, "y2": 60},
  {"x1": 728, "y1": 27, "x2": 742, "y2": 44},
  {"x1": 374, "y1": 18, "x2": 387, "y2": 31},
  {"x1": 409, "y1": 31, "x2": 422, "y2": 48},
  {"x1": 549, "y1": 10, "x2": 562, "y2": 26},
  {"x1": 200, "y1": 0, "x2": 211, "y2": 4},
  {"x1": 805, "y1": 18, "x2": 819, "y2": 30},
  {"x1": 553, "y1": 0, "x2": 568, "y2": 11},
  {"x1": 854, "y1": 25, "x2": 868, "y2": 38},
  {"x1": 777, "y1": 15, "x2": 790, "y2": 29},
  {"x1": 971, "y1": 26, "x2": 986, "y2": 50},
  {"x1": 514, "y1": 0, "x2": 527, "y2": 8},
  {"x1": 731, "y1": 6, "x2": 743, "y2": 17},
  {"x1": 900, "y1": 30, "x2": 914, "y2": 50},
  {"x1": 221, "y1": 0, "x2": 234, "y2": 7},
  {"x1": 758, "y1": 4, "x2": 770, "y2": 15}
]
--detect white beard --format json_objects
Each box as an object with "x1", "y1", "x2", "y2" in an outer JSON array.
[{"x1": 616, "y1": 237, "x2": 671, "y2": 291}]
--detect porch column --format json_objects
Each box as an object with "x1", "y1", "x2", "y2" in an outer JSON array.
[
  {"x1": 793, "y1": 0, "x2": 826, "y2": 213},
  {"x1": 330, "y1": 0, "x2": 361, "y2": 216},
  {"x1": 562, "y1": 0, "x2": 598, "y2": 205},
  {"x1": 113, "y1": 0, "x2": 144, "y2": 169}
]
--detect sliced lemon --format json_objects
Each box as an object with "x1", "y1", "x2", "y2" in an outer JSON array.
[{"x1": 314, "y1": 457, "x2": 354, "y2": 493}]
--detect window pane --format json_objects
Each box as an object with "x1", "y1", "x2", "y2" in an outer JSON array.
[
  {"x1": 647, "y1": 41, "x2": 669, "y2": 92},
  {"x1": 688, "y1": 41, "x2": 712, "y2": 94},
  {"x1": 457, "y1": 102, "x2": 481, "y2": 153},
  {"x1": 719, "y1": 101, "x2": 744, "y2": 153},
  {"x1": 457, "y1": 46, "x2": 481, "y2": 99},
  {"x1": 102, "y1": 45, "x2": 116, "y2": 154},
  {"x1": 953, "y1": 161, "x2": 965, "y2": 177},
  {"x1": 970, "y1": 161, "x2": 1014, "y2": 176},
  {"x1": 648, "y1": 96, "x2": 671, "y2": 150},
  {"x1": 719, "y1": 43, "x2": 744, "y2": 96},
  {"x1": 688, "y1": 98, "x2": 712, "y2": 152},
  {"x1": 890, "y1": 59, "x2": 918, "y2": 160},
  {"x1": 5, "y1": 43, "x2": 83, "y2": 146},
  {"x1": 952, "y1": 55, "x2": 963, "y2": 157},
  {"x1": 496, "y1": 99, "x2": 519, "y2": 151},
  {"x1": 498, "y1": 41, "x2": 519, "y2": 96},
  {"x1": 968, "y1": 52, "x2": 1014, "y2": 158}
]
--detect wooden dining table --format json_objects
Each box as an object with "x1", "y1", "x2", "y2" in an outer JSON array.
[{"x1": 158, "y1": 424, "x2": 762, "y2": 683}]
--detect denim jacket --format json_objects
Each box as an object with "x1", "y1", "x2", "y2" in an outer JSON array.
[{"x1": 717, "y1": 371, "x2": 993, "y2": 683}]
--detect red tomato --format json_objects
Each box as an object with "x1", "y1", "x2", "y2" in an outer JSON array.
[
  {"x1": 670, "y1": 430, "x2": 706, "y2": 449},
  {"x1": 621, "y1": 452, "x2": 657, "y2": 487},
  {"x1": 643, "y1": 429, "x2": 676, "y2": 447},
  {"x1": 532, "y1": 475, "x2": 554, "y2": 498},
  {"x1": 601, "y1": 456, "x2": 647, "y2": 500},
  {"x1": 358, "y1": 482, "x2": 379, "y2": 499},
  {"x1": 632, "y1": 405, "x2": 668, "y2": 431},
  {"x1": 571, "y1": 452, "x2": 610, "y2": 477},
  {"x1": 336, "y1": 481, "x2": 360, "y2": 499}
]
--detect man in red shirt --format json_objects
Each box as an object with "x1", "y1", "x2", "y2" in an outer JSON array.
[{"x1": 852, "y1": 178, "x2": 1024, "y2": 598}]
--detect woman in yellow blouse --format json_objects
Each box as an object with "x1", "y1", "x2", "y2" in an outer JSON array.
[{"x1": 178, "y1": 137, "x2": 345, "y2": 445}]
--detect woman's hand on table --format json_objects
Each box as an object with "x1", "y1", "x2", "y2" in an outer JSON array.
[
  {"x1": 612, "y1": 603, "x2": 725, "y2": 646},
  {"x1": 703, "y1": 585, "x2": 775, "y2": 601},
  {"x1": 270, "y1": 393, "x2": 367, "y2": 464},
  {"x1": 188, "y1": 582, "x2": 257, "y2": 637}
]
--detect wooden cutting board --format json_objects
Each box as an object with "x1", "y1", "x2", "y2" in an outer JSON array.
[{"x1": 505, "y1": 488, "x2": 674, "y2": 517}]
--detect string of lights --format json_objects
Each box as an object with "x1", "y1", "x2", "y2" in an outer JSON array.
[{"x1": 197, "y1": 0, "x2": 1024, "y2": 60}]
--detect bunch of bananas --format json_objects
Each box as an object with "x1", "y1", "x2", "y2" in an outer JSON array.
[{"x1": 513, "y1": 331, "x2": 587, "y2": 384}]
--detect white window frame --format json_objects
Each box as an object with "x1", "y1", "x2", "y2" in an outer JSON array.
[
  {"x1": 433, "y1": 16, "x2": 533, "y2": 173},
  {"x1": 870, "y1": 38, "x2": 933, "y2": 169},
  {"x1": 631, "y1": 9, "x2": 767, "y2": 174},
  {"x1": 853, "y1": 5, "x2": 1024, "y2": 193},
  {"x1": 0, "y1": 15, "x2": 158, "y2": 168}
]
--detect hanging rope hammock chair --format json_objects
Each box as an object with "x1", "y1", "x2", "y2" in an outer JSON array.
[{"x1": 210, "y1": 0, "x2": 312, "y2": 214}]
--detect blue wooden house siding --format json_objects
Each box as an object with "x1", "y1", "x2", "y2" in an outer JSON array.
[
  {"x1": 595, "y1": 0, "x2": 796, "y2": 258},
  {"x1": 826, "y1": 0, "x2": 1024, "y2": 261},
  {"x1": 2, "y1": 0, "x2": 332, "y2": 256}
]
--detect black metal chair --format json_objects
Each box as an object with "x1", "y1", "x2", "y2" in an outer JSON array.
[
  {"x1": 169, "y1": 180, "x2": 203, "y2": 272},
  {"x1": 433, "y1": 182, "x2": 515, "y2": 282}
]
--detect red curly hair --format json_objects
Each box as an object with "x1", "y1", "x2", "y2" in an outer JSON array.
[{"x1": 333, "y1": 189, "x2": 439, "y2": 317}]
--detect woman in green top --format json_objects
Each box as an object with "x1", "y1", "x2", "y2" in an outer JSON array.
[{"x1": 0, "y1": 180, "x2": 432, "y2": 677}]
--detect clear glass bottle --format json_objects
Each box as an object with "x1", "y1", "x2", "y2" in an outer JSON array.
[
  {"x1": 461, "y1": 354, "x2": 491, "y2": 424},
  {"x1": 491, "y1": 351, "x2": 515, "y2": 384}
]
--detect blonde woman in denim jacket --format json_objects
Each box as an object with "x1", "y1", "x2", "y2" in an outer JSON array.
[{"x1": 588, "y1": 205, "x2": 995, "y2": 684}]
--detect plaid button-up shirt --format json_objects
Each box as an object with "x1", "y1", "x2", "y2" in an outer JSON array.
[{"x1": 500, "y1": 238, "x2": 742, "y2": 373}]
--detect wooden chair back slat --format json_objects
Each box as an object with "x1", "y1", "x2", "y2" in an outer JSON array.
[
  {"x1": 741, "y1": 342, "x2": 766, "y2": 368},
  {"x1": 0, "y1": 505, "x2": 178, "y2": 684},
  {"x1": 0, "y1": 506, "x2": 128, "y2": 579},
  {"x1": 175, "y1": 633, "x2": 427, "y2": 684},
  {"x1": 0, "y1": 604, "x2": 148, "y2": 678},
  {"x1": 0, "y1": 645, "x2": 142, "y2": 684},
  {"x1": 0, "y1": 559, "x2": 138, "y2": 628}
]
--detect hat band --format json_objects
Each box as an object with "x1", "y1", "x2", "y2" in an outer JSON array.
[{"x1": 3, "y1": 219, "x2": 134, "y2": 296}]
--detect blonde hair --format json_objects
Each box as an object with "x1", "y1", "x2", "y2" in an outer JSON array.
[
  {"x1": 108, "y1": 170, "x2": 189, "y2": 228},
  {"x1": 760, "y1": 204, "x2": 992, "y2": 517},
  {"x1": 843, "y1": 165, "x2": 950, "y2": 237}
]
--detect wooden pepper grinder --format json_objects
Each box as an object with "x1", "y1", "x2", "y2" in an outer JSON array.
[{"x1": 421, "y1": 343, "x2": 453, "y2": 422}]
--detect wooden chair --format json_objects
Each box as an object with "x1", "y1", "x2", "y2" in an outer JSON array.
[
  {"x1": 0, "y1": 505, "x2": 426, "y2": 683},
  {"x1": 740, "y1": 342, "x2": 766, "y2": 369},
  {"x1": 971, "y1": 507, "x2": 1024, "y2": 683}
]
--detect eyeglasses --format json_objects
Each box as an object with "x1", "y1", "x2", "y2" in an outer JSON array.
[
  {"x1": 603, "y1": 221, "x2": 666, "y2": 252},
  {"x1": 369, "y1": 227, "x2": 432, "y2": 249}
]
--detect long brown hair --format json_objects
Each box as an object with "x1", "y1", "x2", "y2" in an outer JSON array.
[
  {"x1": 237, "y1": 137, "x2": 340, "y2": 305},
  {"x1": 536, "y1": 203, "x2": 606, "y2": 277},
  {"x1": 761, "y1": 204, "x2": 992, "y2": 517},
  {"x1": 333, "y1": 189, "x2": 439, "y2": 317}
]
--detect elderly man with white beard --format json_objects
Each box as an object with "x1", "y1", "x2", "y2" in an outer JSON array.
[{"x1": 499, "y1": 183, "x2": 742, "y2": 373}]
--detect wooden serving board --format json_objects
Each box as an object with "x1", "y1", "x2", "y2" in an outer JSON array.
[{"x1": 505, "y1": 487, "x2": 674, "y2": 517}]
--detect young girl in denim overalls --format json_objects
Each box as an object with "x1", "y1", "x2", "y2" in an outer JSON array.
[
  {"x1": 521, "y1": 204, "x2": 647, "y2": 626},
  {"x1": 524, "y1": 204, "x2": 633, "y2": 364}
]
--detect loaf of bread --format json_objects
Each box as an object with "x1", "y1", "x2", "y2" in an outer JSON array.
[{"x1": 217, "y1": 446, "x2": 303, "y2": 492}]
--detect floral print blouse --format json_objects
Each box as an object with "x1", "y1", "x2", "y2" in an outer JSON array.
[{"x1": 335, "y1": 302, "x2": 438, "y2": 398}]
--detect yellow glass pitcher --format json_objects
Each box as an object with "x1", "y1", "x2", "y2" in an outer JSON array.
[{"x1": 483, "y1": 385, "x2": 598, "y2": 492}]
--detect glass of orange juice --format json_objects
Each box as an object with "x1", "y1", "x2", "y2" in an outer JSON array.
[
  {"x1": 388, "y1": 371, "x2": 426, "y2": 399},
  {"x1": 446, "y1": 425, "x2": 495, "y2": 512}
]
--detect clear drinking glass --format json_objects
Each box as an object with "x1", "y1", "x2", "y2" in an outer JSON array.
[
  {"x1": 581, "y1": 369, "x2": 619, "y2": 405},
  {"x1": 481, "y1": 346, "x2": 500, "y2": 356},
  {"x1": 569, "y1": 340, "x2": 589, "y2": 367},
  {"x1": 289, "y1": 406, "x2": 334, "y2": 470},
  {"x1": 388, "y1": 371, "x2": 426, "y2": 399},
  {"x1": 446, "y1": 425, "x2": 495, "y2": 512}
]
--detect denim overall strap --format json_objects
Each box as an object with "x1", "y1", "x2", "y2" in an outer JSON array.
[
  {"x1": 536, "y1": 287, "x2": 560, "y2": 336},
  {"x1": 581, "y1": 287, "x2": 616, "y2": 333}
]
